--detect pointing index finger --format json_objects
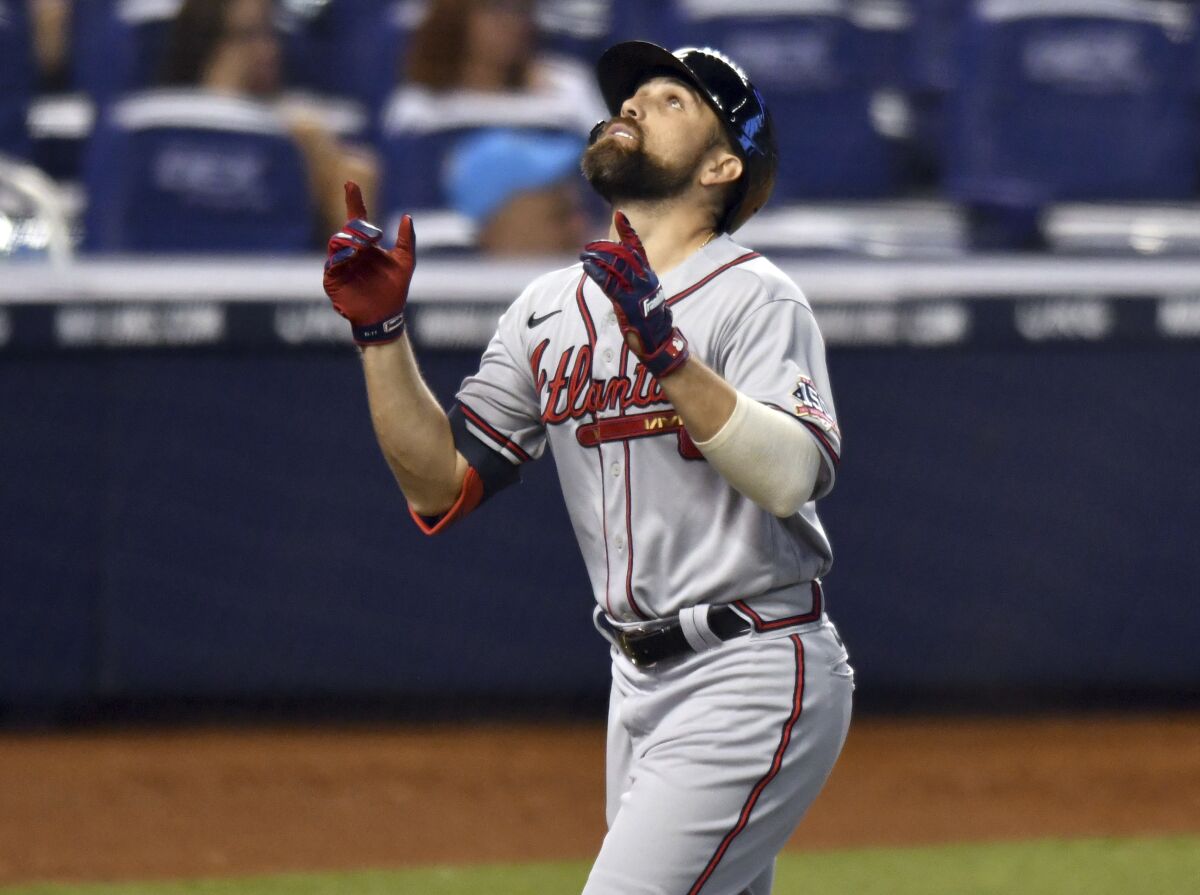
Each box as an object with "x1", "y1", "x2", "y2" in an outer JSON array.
[
  {"x1": 614, "y1": 212, "x2": 645, "y2": 255},
  {"x1": 344, "y1": 181, "x2": 368, "y2": 222}
]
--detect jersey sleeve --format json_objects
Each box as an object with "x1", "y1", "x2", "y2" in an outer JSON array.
[
  {"x1": 410, "y1": 296, "x2": 548, "y2": 535},
  {"x1": 715, "y1": 286, "x2": 842, "y2": 501}
]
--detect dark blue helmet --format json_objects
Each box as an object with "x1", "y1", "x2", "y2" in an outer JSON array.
[{"x1": 595, "y1": 41, "x2": 778, "y2": 233}]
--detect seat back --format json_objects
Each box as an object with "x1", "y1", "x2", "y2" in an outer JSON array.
[
  {"x1": 536, "y1": 0, "x2": 613, "y2": 61},
  {"x1": 947, "y1": 0, "x2": 1199, "y2": 204},
  {"x1": 674, "y1": 0, "x2": 901, "y2": 199},
  {"x1": 83, "y1": 90, "x2": 314, "y2": 252},
  {"x1": 71, "y1": 0, "x2": 181, "y2": 103},
  {"x1": 282, "y1": 0, "x2": 400, "y2": 111},
  {"x1": 0, "y1": 0, "x2": 34, "y2": 159}
]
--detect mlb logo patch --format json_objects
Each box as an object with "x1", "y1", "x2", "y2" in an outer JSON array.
[
  {"x1": 792, "y1": 376, "x2": 840, "y2": 440},
  {"x1": 792, "y1": 377, "x2": 827, "y2": 414}
]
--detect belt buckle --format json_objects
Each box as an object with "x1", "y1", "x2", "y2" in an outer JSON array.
[{"x1": 616, "y1": 625, "x2": 657, "y2": 668}]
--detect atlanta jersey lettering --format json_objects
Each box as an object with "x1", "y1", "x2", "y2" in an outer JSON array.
[{"x1": 425, "y1": 234, "x2": 842, "y2": 624}]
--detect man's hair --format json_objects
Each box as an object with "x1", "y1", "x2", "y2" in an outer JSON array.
[{"x1": 406, "y1": 0, "x2": 533, "y2": 90}]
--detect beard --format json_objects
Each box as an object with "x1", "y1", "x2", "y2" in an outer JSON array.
[{"x1": 581, "y1": 120, "x2": 698, "y2": 205}]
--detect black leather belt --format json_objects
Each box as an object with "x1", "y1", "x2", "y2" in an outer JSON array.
[{"x1": 596, "y1": 606, "x2": 752, "y2": 668}]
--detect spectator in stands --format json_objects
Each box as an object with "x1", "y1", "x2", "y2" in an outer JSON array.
[
  {"x1": 160, "y1": 0, "x2": 377, "y2": 237},
  {"x1": 405, "y1": 0, "x2": 593, "y2": 105},
  {"x1": 378, "y1": 0, "x2": 604, "y2": 230},
  {"x1": 29, "y1": 0, "x2": 69, "y2": 90},
  {"x1": 1, "y1": 0, "x2": 35, "y2": 158},
  {"x1": 444, "y1": 128, "x2": 590, "y2": 255}
]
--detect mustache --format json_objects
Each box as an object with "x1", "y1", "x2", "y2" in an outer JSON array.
[{"x1": 587, "y1": 116, "x2": 643, "y2": 147}]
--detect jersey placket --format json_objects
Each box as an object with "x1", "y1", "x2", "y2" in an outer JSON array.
[{"x1": 591, "y1": 290, "x2": 643, "y2": 622}]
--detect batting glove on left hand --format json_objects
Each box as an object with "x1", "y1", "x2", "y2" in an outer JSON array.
[
  {"x1": 580, "y1": 212, "x2": 690, "y2": 379},
  {"x1": 323, "y1": 182, "x2": 416, "y2": 346}
]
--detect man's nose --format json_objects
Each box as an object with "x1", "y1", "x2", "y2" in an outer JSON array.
[{"x1": 619, "y1": 96, "x2": 643, "y2": 120}]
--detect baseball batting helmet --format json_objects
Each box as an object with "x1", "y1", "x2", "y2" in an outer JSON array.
[{"x1": 593, "y1": 41, "x2": 778, "y2": 234}]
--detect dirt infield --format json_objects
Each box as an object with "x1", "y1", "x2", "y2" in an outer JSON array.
[{"x1": 1, "y1": 714, "x2": 1198, "y2": 885}]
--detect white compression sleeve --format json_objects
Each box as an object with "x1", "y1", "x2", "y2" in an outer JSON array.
[{"x1": 693, "y1": 391, "x2": 823, "y2": 518}]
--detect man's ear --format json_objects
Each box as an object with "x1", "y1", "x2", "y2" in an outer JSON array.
[{"x1": 699, "y1": 151, "x2": 743, "y2": 188}]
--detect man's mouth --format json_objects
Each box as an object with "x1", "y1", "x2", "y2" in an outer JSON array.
[{"x1": 605, "y1": 121, "x2": 639, "y2": 142}]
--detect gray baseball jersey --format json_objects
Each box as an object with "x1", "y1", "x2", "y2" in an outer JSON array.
[
  {"x1": 433, "y1": 233, "x2": 843, "y2": 627},
  {"x1": 412, "y1": 232, "x2": 853, "y2": 894}
]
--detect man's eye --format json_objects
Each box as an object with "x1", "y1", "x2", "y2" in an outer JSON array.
[{"x1": 668, "y1": 96, "x2": 683, "y2": 109}]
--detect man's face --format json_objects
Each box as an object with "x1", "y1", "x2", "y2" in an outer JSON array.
[{"x1": 582, "y1": 76, "x2": 725, "y2": 205}]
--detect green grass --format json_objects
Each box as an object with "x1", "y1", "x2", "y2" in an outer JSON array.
[{"x1": 4, "y1": 836, "x2": 1198, "y2": 895}]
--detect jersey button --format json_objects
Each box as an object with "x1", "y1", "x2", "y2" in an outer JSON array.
[
  {"x1": 610, "y1": 461, "x2": 621, "y2": 478},
  {"x1": 614, "y1": 534, "x2": 626, "y2": 550},
  {"x1": 603, "y1": 348, "x2": 614, "y2": 364}
]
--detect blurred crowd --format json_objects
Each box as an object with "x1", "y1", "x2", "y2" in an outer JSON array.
[{"x1": 2, "y1": 0, "x2": 1200, "y2": 257}]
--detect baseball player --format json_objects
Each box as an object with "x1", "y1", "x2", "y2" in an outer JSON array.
[{"x1": 323, "y1": 41, "x2": 854, "y2": 895}]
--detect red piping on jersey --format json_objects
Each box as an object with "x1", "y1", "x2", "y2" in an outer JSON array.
[
  {"x1": 734, "y1": 581, "x2": 824, "y2": 632},
  {"x1": 799, "y1": 419, "x2": 841, "y2": 467},
  {"x1": 621, "y1": 438, "x2": 647, "y2": 619},
  {"x1": 578, "y1": 273, "x2": 615, "y2": 618},
  {"x1": 459, "y1": 402, "x2": 532, "y2": 463},
  {"x1": 616, "y1": 343, "x2": 647, "y2": 619},
  {"x1": 688, "y1": 634, "x2": 806, "y2": 895},
  {"x1": 618, "y1": 342, "x2": 631, "y2": 411},
  {"x1": 764, "y1": 402, "x2": 841, "y2": 467},
  {"x1": 408, "y1": 466, "x2": 485, "y2": 536},
  {"x1": 576, "y1": 272, "x2": 598, "y2": 344},
  {"x1": 666, "y1": 252, "x2": 761, "y2": 308}
]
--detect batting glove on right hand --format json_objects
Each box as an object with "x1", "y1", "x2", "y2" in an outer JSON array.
[
  {"x1": 580, "y1": 212, "x2": 690, "y2": 379},
  {"x1": 323, "y1": 181, "x2": 416, "y2": 346}
]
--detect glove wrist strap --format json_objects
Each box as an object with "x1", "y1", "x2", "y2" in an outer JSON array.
[
  {"x1": 352, "y1": 311, "x2": 407, "y2": 346},
  {"x1": 639, "y1": 327, "x2": 690, "y2": 379}
]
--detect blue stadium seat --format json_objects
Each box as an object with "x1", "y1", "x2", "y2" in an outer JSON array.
[
  {"x1": 281, "y1": 0, "x2": 397, "y2": 112},
  {"x1": 905, "y1": 0, "x2": 970, "y2": 94},
  {"x1": 82, "y1": 90, "x2": 314, "y2": 252},
  {"x1": 71, "y1": 0, "x2": 179, "y2": 103},
  {"x1": 0, "y1": 0, "x2": 34, "y2": 159},
  {"x1": 671, "y1": 0, "x2": 903, "y2": 200},
  {"x1": 947, "y1": 0, "x2": 1199, "y2": 208},
  {"x1": 609, "y1": 0, "x2": 684, "y2": 46},
  {"x1": 537, "y1": 0, "x2": 613, "y2": 61},
  {"x1": 902, "y1": 0, "x2": 971, "y2": 182}
]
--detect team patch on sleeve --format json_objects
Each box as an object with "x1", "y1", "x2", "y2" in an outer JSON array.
[{"x1": 791, "y1": 376, "x2": 840, "y2": 440}]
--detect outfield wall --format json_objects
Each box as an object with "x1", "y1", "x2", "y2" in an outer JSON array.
[{"x1": 2, "y1": 256, "x2": 1198, "y2": 714}]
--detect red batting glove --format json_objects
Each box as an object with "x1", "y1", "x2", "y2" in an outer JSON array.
[{"x1": 322, "y1": 182, "x2": 416, "y2": 346}]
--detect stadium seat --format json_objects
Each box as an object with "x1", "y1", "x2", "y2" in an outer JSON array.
[
  {"x1": 281, "y1": 0, "x2": 397, "y2": 114},
  {"x1": 671, "y1": 0, "x2": 904, "y2": 200},
  {"x1": 82, "y1": 90, "x2": 314, "y2": 252},
  {"x1": 609, "y1": 0, "x2": 683, "y2": 46},
  {"x1": 905, "y1": 0, "x2": 970, "y2": 94},
  {"x1": 0, "y1": 0, "x2": 34, "y2": 159},
  {"x1": 946, "y1": 1, "x2": 1199, "y2": 216},
  {"x1": 70, "y1": 0, "x2": 180, "y2": 103},
  {"x1": 536, "y1": 0, "x2": 613, "y2": 61},
  {"x1": 902, "y1": 0, "x2": 971, "y2": 183}
]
